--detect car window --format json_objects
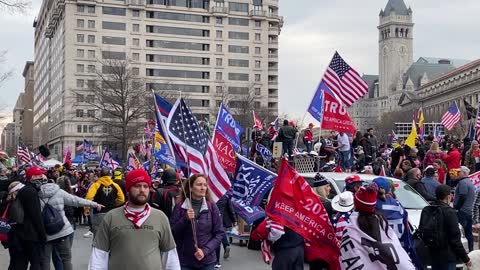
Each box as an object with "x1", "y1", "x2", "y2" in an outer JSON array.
[{"x1": 334, "y1": 179, "x2": 428, "y2": 209}]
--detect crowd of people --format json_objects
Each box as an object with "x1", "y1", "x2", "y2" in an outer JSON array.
[{"x1": 1, "y1": 123, "x2": 480, "y2": 270}]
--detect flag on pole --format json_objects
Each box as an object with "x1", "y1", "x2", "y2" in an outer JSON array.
[
  {"x1": 441, "y1": 103, "x2": 461, "y2": 131},
  {"x1": 99, "y1": 149, "x2": 119, "y2": 169},
  {"x1": 434, "y1": 126, "x2": 442, "y2": 142},
  {"x1": 464, "y1": 99, "x2": 477, "y2": 120},
  {"x1": 418, "y1": 108, "x2": 425, "y2": 140},
  {"x1": 405, "y1": 120, "x2": 417, "y2": 148},
  {"x1": 63, "y1": 147, "x2": 72, "y2": 164},
  {"x1": 253, "y1": 111, "x2": 263, "y2": 130},
  {"x1": 154, "y1": 93, "x2": 173, "y2": 120},
  {"x1": 17, "y1": 146, "x2": 31, "y2": 164},
  {"x1": 321, "y1": 51, "x2": 368, "y2": 107},
  {"x1": 215, "y1": 103, "x2": 244, "y2": 152},
  {"x1": 391, "y1": 130, "x2": 399, "y2": 145},
  {"x1": 153, "y1": 92, "x2": 176, "y2": 168},
  {"x1": 476, "y1": 102, "x2": 480, "y2": 141},
  {"x1": 76, "y1": 143, "x2": 84, "y2": 151},
  {"x1": 167, "y1": 98, "x2": 231, "y2": 202},
  {"x1": 126, "y1": 152, "x2": 142, "y2": 172}
]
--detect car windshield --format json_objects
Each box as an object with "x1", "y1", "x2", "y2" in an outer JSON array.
[{"x1": 334, "y1": 180, "x2": 428, "y2": 209}]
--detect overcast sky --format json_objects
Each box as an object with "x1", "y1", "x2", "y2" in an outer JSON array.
[{"x1": 1, "y1": 0, "x2": 479, "y2": 128}]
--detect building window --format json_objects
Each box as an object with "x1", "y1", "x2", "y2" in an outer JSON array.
[
  {"x1": 255, "y1": 33, "x2": 261, "y2": 41},
  {"x1": 83, "y1": 125, "x2": 88, "y2": 133},
  {"x1": 76, "y1": 49, "x2": 84, "y2": 58},
  {"x1": 87, "y1": 80, "x2": 95, "y2": 88},
  {"x1": 77, "y1": 125, "x2": 82, "y2": 133},
  {"x1": 255, "y1": 74, "x2": 261, "y2": 81},
  {"x1": 255, "y1": 20, "x2": 261, "y2": 27},
  {"x1": 229, "y1": 73, "x2": 249, "y2": 81},
  {"x1": 76, "y1": 79, "x2": 85, "y2": 88},
  {"x1": 216, "y1": 17, "x2": 222, "y2": 24},
  {"x1": 216, "y1": 86, "x2": 223, "y2": 93},
  {"x1": 216, "y1": 72, "x2": 222, "y2": 81},
  {"x1": 255, "y1": 60, "x2": 261, "y2": 68},
  {"x1": 89, "y1": 126, "x2": 94, "y2": 133},
  {"x1": 229, "y1": 2, "x2": 248, "y2": 13},
  {"x1": 77, "y1": 34, "x2": 85, "y2": 43},
  {"x1": 87, "y1": 5, "x2": 95, "y2": 13},
  {"x1": 88, "y1": 20, "x2": 95, "y2": 28},
  {"x1": 228, "y1": 59, "x2": 249, "y2": 67},
  {"x1": 102, "y1": 36, "x2": 126, "y2": 45},
  {"x1": 216, "y1": 58, "x2": 222, "y2": 66},
  {"x1": 228, "y1": 31, "x2": 249, "y2": 40},
  {"x1": 87, "y1": 65, "x2": 95, "y2": 73},
  {"x1": 88, "y1": 50, "x2": 95, "y2": 58},
  {"x1": 255, "y1": 87, "x2": 261, "y2": 95},
  {"x1": 132, "y1": 53, "x2": 139, "y2": 61},
  {"x1": 132, "y1": 9, "x2": 140, "y2": 17},
  {"x1": 146, "y1": 25, "x2": 209, "y2": 37},
  {"x1": 133, "y1": 24, "x2": 140, "y2": 32},
  {"x1": 76, "y1": 64, "x2": 84, "y2": 73},
  {"x1": 102, "y1": 21, "x2": 126, "y2": 31},
  {"x1": 133, "y1": 38, "x2": 140, "y2": 46},
  {"x1": 77, "y1": 5, "x2": 85, "y2": 12},
  {"x1": 216, "y1": 30, "x2": 222, "y2": 39},
  {"x1": 228, "y1": 45, "x2": 249, "y2": 54},
  {"x1": 87, "y1": 110, "x2": 95, "y2": 117},
  {"x1": 77, "y1": 94, "x2": 84, "y2": 102},
  {"x1": 255, "y1": 47, "x2": 261, "y2": 54},
  {"x1": 102, "y1": 6, "x2": 126, "y2": 16},
  {"x1": 87, "y1": 35, "x2": 95, "y2": 43},
  {"x1": 132, "y1": 67, "x2": 140, "y2": 75},
  {"x1": 77, "y1": 19, "x2": 85, "y2": 28},
  {"x1": 228, "y1": 17, "x2": 249, "y2": 26},
  {"x1": 102, "y1": 51, "x2": 126, "y2": 60},
  {"x1": 76, "y1": 109, "x2": 84, "y2": 117}
]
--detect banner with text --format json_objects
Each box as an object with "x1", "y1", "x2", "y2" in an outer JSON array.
[
  {"x1": 212, "y1": 130, "x2": 237, "y2": 174},
  {"x1": 216, "y1": 103, "x2": 244, "y2": 152},
  {"x1": 232, "y1": 155, "x2": 276, "y2": 224},
  {"x1": 321, "y1": 88, "x2": 356, "y2": 134},
  {"x1": 470, "y1": 171, "x2": 480, "y2": 192},
  {"x1": 267, "y1": 159, "x2": 340, "y2": 269}
]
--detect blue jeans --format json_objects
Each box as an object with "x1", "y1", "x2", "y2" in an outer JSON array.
[
  {"x1": 305, "y1": 142, "x2": 313, "y2": 153},
  {"x1": 283, "y1": 141, "x2": 293, "y2": 157},
  {"x1": 457, "y1": 211, "x2": 473, "y2": 252},
  {"x1": 431, "y1": 262, "x2": 457, "y2": 270},
  {"x1": 339, "y1": 150, "x2": 351, "y2": 170},
  {"x1": 215, "y1": 233, "x2": 230, "y2": 264},
  {"x1": 181, "y1": 264, "x2": 215, "y2": 270}
]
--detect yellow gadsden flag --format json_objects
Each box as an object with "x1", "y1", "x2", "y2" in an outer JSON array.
[{"x1": 405, "y1": 120, "x2": 417, "y2": 148}]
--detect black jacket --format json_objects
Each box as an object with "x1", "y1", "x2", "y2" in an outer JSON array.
[
  {"x1": 406, "y1": 178, "x2": 436, "y2": 201},
  {"x1": 216, "y1": 196, "x2": 237, "y2": 229},
  {"x1": 13, "y1": 183, "x2": 46, "y2": 242},
  {"x1": 278, "y1": 125, "x2": 297, "y2": 142},
  {"x1": 428, "y1": 201, "x2": 469, "y2": 264}
]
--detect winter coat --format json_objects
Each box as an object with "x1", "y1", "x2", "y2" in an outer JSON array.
[
  {"x1": 85, "y1": 176, "x2": 125, "y2": 212},
  {"x1": 359, "y1": 135, "x2": 373, "y2": 157},
  {"x1": 170, "y1": 198, "x2": 225, "y2": 268},
  {"x1": 423, "y1": 151, "x2": 445, "y2": 167},
  {"x1": 303, "y1": 129, "x2": 313, "y2": 143},
  {"x1": 406, "y1": 178, "x2": 436, "y2": 202},
  {"x1": 12, "y1": 183, "x2": 46, "y2": 242},
  {"x1": 216, "y1": 196, "x2": 237, "y2": 229},
  {"x1": 38, "y1": 183, "x2": 99, "y2": 242},
  {"x1": 278, "y1": 124, "x2": 296, "y2": 143},
  {"x1": 464, "y1": 149, "x2": 480, "y2": 173},
  {"x1": 443, "y1": 148, "x2": 461, "y2": 171}
]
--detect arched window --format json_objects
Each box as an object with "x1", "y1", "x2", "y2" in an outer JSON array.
[
  {"x1": 400, "y1": 28, "x2": 404, "y2": 37},
  {"x1": 405, "y1": 28, "x2": 409, "y2": 38},
  {"x1": 395, "y1": 28, "x2": 399, "y2": 37}
]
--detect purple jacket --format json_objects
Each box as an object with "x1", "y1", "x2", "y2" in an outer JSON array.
[{"x1": 170, "y1": 198, "x2": 225, "y2": 268}]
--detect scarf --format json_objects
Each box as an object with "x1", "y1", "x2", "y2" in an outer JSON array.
[{"x1": 123, "y1": 203, "x2": 151, "y2": 229}]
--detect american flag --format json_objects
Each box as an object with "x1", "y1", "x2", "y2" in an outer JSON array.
[
  {"x1": 167, "y1": 98, "x2": 231, "y2": 202},
  {"x1": 17, "y1": 146, "x2": 31, "y2": 164},
  {"x1": 322, "y1": 52, "x2": 369, "y2": 107},
  {"x1": 476, "y1": 102, "x2": 480, "y2": 141},
  {"x1": 441, "y1": 103, "x2": 461, "y2": 130},
  {"x1": 100, "y1": 149, "x2": 119, "y2": 169},
  {"x1": 253, "y1": 111, "x2": 263, "y2": 130},
  {"x1": 76, "y1": 143, "x2": 84, "y2": 151}
]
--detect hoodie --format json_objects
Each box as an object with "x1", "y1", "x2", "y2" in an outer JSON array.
[
  {"x1": 39, "y1": 183, "x2": 99, "y2": 242},
  {"x1": 85, "y1": 176, "x2": 125, "y2": 212}
]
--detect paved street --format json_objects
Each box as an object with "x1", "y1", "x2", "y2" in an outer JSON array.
[{"x1": 0, "y1": 226, "x2": 272, "y2": 270}]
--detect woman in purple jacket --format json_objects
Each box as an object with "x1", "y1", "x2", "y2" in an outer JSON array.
[{"x1": 170, "y1": 174, "x2": 225, "y2": 270}]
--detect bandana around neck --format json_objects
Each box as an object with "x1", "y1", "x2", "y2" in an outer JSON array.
[{"x1": 123, "y1": 203, "x2": 151, "y2": 229}]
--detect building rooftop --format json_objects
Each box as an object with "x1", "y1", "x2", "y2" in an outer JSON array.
[
  {"x1": 362, "y1": 74, "x2": 379, "y2": 98},
  {"x1": 416, "y1": 57, "x2": 471, "y2": 68},
  {"x1": 382, "y1": 0, "x2": 411, "y2": 16},
  {"x1": 402, "y1": 58, "x2": 457, "y2": 89}
]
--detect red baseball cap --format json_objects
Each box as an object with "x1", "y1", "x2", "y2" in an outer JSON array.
[
  {"x1": 125, "y1": 169, "x2": 152, "y2": 192},
  {"x1": 26, "y1": 166, "x2": 47, "y2": 180}
]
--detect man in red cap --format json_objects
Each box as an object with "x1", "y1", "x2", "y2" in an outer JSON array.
[
  {"x1": 89, "y1": 169, "x2": 180, "y2": 270},
  {"x1": 303, "y1": 123, "x2": 314, "y2": 153},
  {"x1": 8, "y1": 166, "x2": 47, "y2": 269}
]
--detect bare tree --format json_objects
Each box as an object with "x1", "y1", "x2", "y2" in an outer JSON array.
[
  {"x1": 0, "y1": 51, "x2": 13, "y2": 89},
  {"x1": 74, "y1": 58, "x2": 149, "y2": 166},
  {"x1": 0, "y1": 0, "x2": 30, "y2": 14},
  {"x1": 374, "y1": 109, "x2": 413, "y2": 143}
]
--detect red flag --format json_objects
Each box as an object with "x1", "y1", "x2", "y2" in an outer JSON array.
[
  {"x1": 321, "y1": 90, "x2": 356, "y2": 134},
  {"x1": 253, "y1": 111, "x2": 263, "y2": 130},
  {"x1": 212, "y1": 130, "x2": 237, "y2": 174},
  {"x1": 266, "y1": 159, "x2": 340, "y2": 269},
  {"x1": 63, "y1": 147, "x2": 71, "y2": 164}
]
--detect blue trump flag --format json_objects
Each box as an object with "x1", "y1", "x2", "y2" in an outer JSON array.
[
  {"x1": 255, "y1": 143, "x2": 272, "y2": 161},
  {"x1": 307, "y1": 82, "x2": 329, "y2": 122},
  {"x1": 215, "y1": 103, "x2": 244, "y2": 152},
  {"x1": 153, "y1": 92, "x2": 176, "y2": 168},
  {"x1": 232, "y1": 155, "x2": 276, "y2": 224}
]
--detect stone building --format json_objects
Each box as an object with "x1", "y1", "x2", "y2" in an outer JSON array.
[
  {"x1": 350, "y1": 0, "x2": 474, "y2": 132},
  {"x1": 32, "y1": 0, "x2": 282, "y2": 159}
]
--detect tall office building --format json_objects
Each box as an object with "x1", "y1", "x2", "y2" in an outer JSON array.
[{"x1": 33, "y1": 0, "x2": 282, "y2": 158}]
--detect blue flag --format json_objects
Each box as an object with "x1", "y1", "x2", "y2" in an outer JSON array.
[
  {"x1": 307, "y1": 82, "x2": 329, "y2": 122},
  {"x1": 255, "y1": 143, "x2": 272, "y2": 161},
  {"x1": 83, "y1": 139, "x2": 99, "y2": 161},
  {"x1": 154, "y1": 93, "x2": 173, "y2": 120},
  {"x1": 215, "y1": 103, "x2": 244, "y2": 152},
  {"x1": 153, "y1": 92, "x2": 176, "y2": 168},
  {"x1": 232, "y1": 155, "x2": 276, "y2": 224}
]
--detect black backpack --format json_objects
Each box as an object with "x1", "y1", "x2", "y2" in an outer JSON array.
[
  {"x1": 41, "y1": 198, "x2": 65, "y2": 235},
  {"x1": 152, "y1": 185, "x2": 180, "y2": 219},
  {"x1": 418, "y1": 205, "x2": 447, "y2": 249}
]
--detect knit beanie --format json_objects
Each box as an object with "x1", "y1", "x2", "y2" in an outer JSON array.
[
  {"x1": 125, "y1": 169, "x2": 151, "y2": 192},
  {"x1": 354, "y1": 183, "x2": 378, "y2": 213},
  {"x1": 312, "y1": 173, "x2": 329, "y2": 187}
]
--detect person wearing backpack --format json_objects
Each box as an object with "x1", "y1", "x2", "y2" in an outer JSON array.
[
  {"x1": 151, "y1": 168, "x2": 180, "y2": 219},
  {"x1": 38, "y1": 173, "x2": 103, "y2": 270},
  {"x1": 419, "y1": 184, "x2": 472, "y2": 270}
]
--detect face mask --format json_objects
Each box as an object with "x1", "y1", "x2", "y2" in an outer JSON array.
[{"x1": 30, "y1": 180, "x2": 43, "y2": 190}]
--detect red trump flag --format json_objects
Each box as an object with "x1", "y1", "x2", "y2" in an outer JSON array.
[
  {"x1": 321, "y1": 89, "x2": 356, "y2": 134},
  {"x1": 266, "y1": 159, "x2": 340, "y2": 269},
  {"x1": 212, "y1": 130, "x2": 237, "y2": 174}
]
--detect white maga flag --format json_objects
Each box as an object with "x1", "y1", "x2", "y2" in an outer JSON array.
[{"x1": 340, "y1": 212, "x2": 414, "y2": 270}]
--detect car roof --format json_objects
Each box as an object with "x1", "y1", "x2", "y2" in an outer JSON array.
[{"x1": 300, "y1": 172, "x2": 401, "y2": 182}]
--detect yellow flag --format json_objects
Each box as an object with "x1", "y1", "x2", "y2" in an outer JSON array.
[
  {"x1": 418, "y1": 109, "x2": 424, "y2": 127},
  {"x1": 405, "y1": 120, "x2": 417, "y2": 148}
]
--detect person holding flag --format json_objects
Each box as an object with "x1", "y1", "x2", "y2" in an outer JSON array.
[{"x1": 278, "y1": 119, "x2": 297, "y2": 158}]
